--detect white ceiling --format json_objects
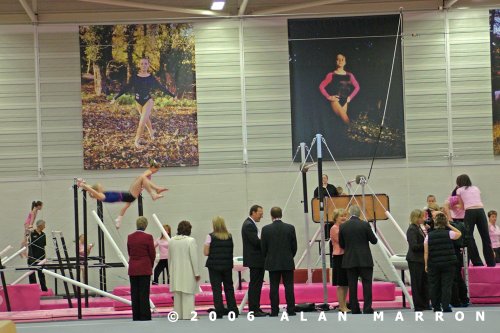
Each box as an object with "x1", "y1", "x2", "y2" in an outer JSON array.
[{"x1": 0, "y1": 0, "x2": 498, "y2": 24}]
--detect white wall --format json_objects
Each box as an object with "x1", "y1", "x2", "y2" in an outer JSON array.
[{"x1": 1, "y1": 9, "x2": 499, "y2": 290}]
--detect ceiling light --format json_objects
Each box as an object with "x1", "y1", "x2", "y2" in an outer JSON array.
[{"x1": 211, "y1": 1, "x2": 225, "y2": 11}]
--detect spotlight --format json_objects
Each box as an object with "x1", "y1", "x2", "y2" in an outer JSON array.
[{"x1": 211, "y1": 1, "x2": 225, "y2": 10}]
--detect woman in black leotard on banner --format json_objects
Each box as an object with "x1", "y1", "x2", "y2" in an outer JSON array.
[{"x1": 112, "y1": 58, "x2": 176, "y2": 148}]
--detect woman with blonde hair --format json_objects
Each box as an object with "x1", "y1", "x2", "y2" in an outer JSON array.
[
  {"x1": 330, "y1": 208, "x2": 349, "y2": 312},
  {"x1": 405, "y1": 209, "x2": 429, "y2": 311},
  {"x1": 204, "y1": 216, "x2": 238, "y2": 319}
]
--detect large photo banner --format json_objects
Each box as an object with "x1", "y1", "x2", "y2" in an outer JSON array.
[
  {"x1": 79, "y1": 24, "x2": 198, "y2": 169},
  {"x1": 289, "y1": 15, "x2": 405, "y2": 160},
  {"x1": 491, "y1": 10, "x2": 500, "y2": 155}
]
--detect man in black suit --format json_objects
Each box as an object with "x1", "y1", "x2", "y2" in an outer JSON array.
[
  {"x1": 261, "y1": 207, "x2": 297, "y2": 317},
  {"x1": 339, "y1": 205, "x2": 378, "y2": 314},
  {"x1": 241, "y1": 204, "x2": 268, "y2": 316}
]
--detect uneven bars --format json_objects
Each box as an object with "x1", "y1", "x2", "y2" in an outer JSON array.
[
  {"x1": 3, "y1": 247, "x2": 27, "y2": 265},
  {"x1": 11, "y1": 259, "x2": 47, "y2": 285},
  {"x1": 92, "y1": 210, "x2": 156, "y2": 310},
  {"x1": 43, "y1": 269, "x2": 131, "y2": 305},
  {"x1": 152, "y1": 214, "x2": 171, "y2": 241},
  {"x1": 0, "y1": 245, "x2": 13, "y2": 257}
]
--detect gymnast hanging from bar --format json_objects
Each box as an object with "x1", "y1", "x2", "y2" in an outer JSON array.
[{"x1": 77, "y1": 160, "x2": 167, "y2": 228}]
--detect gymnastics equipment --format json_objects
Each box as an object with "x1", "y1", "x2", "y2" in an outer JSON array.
[
  {"x1": 463, "y1": 247, "x2": 469, "y2": 299},
  {"x1": 72, "y1": 177, "x2": 147, "y2": 319},
  {"x1": 152, "y1": 214, "x2": 171, "y2": 241},
  {"x1": 92, "y1": 210, "x2": 156, "y2": 311},
  {"x1": 0, "y1": 246, "x2": 12, "y2": 258},
  {"x1": 310, "y1": 193, "x2": 411, "y2": 285},
  {"x1": 42, "y1": 269, "x2": 131, "y2": 306},
  {"x1": 73, "y1": 178, "x2": 83, "y2": 318},
  {"x1": 92, "y1": 211, "x2": 128, "y2": 268},
  {"x1": 73, "y1": 178, "x2": 145, "y2": 293},
  {"x1": 11, "y1": 259, "x2": 47, "y2": 285},
  {"x1": 311, "y1": 195, "x2": 390, "y2": 223},
  {"x1": 314, "y1": 134, "x2": 330, "y2": 311},
  {"x1": 465, "y1": 264, "x2": 500, "y2": 303},
  {"x1": 51, "y1": 231, "x2": 77, "y2": 307},
  {"x1": 2, "y1": 248, "x2": 27, "y2": 266},
  {"x1": 0, "y1": 256, "x2": 11, "y2": 311},
  {"x1": 299, "y1": 142, "x2": 313, "y2": 284},
  {"x1": 294, "y1": 134, "x2": 413, "y2": 309}
]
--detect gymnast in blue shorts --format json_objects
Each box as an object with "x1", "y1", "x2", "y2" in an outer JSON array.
[{"x1": 77, "y1": 161, "x2": 167, "y2": 228}]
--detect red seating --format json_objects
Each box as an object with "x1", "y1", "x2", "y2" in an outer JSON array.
[
  {"x1": 294, "y1": 269, "x2": 331, "y2": 283},
  {"x1": 199, "y1": 284, "x2": 212, "y2": 292},
  {"x1": 40, "y1": 298, "x2": 114, "y2": 310},
  {"x1": 0, "y1": 284, "x2": 41, "y2": 311},
  {"x1": 259, "y1": 282, "x2": 395, "y2": 305},
  {"x1": 469, "y1": 283, "x2": 500, "y2": 298},
  {"x1": 466, "y1": 265, "x2": 500, "y2": 304},
  {"x1": 40, "y1": 289, "x2": 54, "y2": 297},
  {"x1": 467, "y1": 265, "x2": 500, "y2": 284},
  {"x1": 113, "y1": 290, "x2": 221, "y2": 311},
  {"x1": 1, "y1": 281, "x2": 398, "y2": 312}
]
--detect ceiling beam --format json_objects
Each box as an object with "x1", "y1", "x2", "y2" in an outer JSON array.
[
  {"x1": 77, "y1": 0, "x2": 225, "y2": 17},
  {"x1": 18, "y1": 0, "x2": 37, "y2": 22},
  {"x1": 252, "y1": 0, "x2": 350, "y2": 15},
  {"x1": 238, "y1": 0, "x2": 249, "y2": 16}
]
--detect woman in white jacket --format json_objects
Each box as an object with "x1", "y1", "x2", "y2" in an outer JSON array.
[{"x1": 169, "y1": 220, "x2": 200, "y2": 319}]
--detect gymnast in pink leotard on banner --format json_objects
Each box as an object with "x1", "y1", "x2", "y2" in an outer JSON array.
[{"x1": 319, "y1": 53, "x2": 360, "y2": 124}]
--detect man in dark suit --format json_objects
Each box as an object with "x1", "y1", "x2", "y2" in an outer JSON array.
[
  {"x1": 261, "y1": 207, "x2": 297, "y2": 317},
  {"x1": 127, "y1": 216, "x2": 156, "y2": 321},
  {"x1": 241, "y1": 204, "x2": 268, "y2": 316},
  {"x1": 339, "y1": 205, "x2": 378, "y2": 314}
]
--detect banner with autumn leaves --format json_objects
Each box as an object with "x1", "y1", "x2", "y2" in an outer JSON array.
[{"x1": 79, "y1": 24, "x2": 198, "y2": 169}]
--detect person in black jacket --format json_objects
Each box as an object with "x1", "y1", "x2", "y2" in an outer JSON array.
[
  {"x1": 449, "y1": 219, "x2": 469, "y2": 307},
  {"x1": 313, "y1": 174, "x2": 339, "y2": 198},
  {"x1": 261, "y1": 207, "x2": 298, "y2": 317},
  {"x1": 406, "y1": 209, "x2": 430, "y2": 311},
  {"x1": 28, "y1": 220, "x2": 48, "y2": 292},
  {"x1": 241, "y1": 205, "x2": 268, "y2": 317},
  {"x1": 204, "y1": 216, "x2": 238, "y2": 319},
  {"x1": 424, "y1": 213, "x2": 462, "y2": 312},
  {"x1": 339, "y1": 205, "x2": 378, "y2": 314}
]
